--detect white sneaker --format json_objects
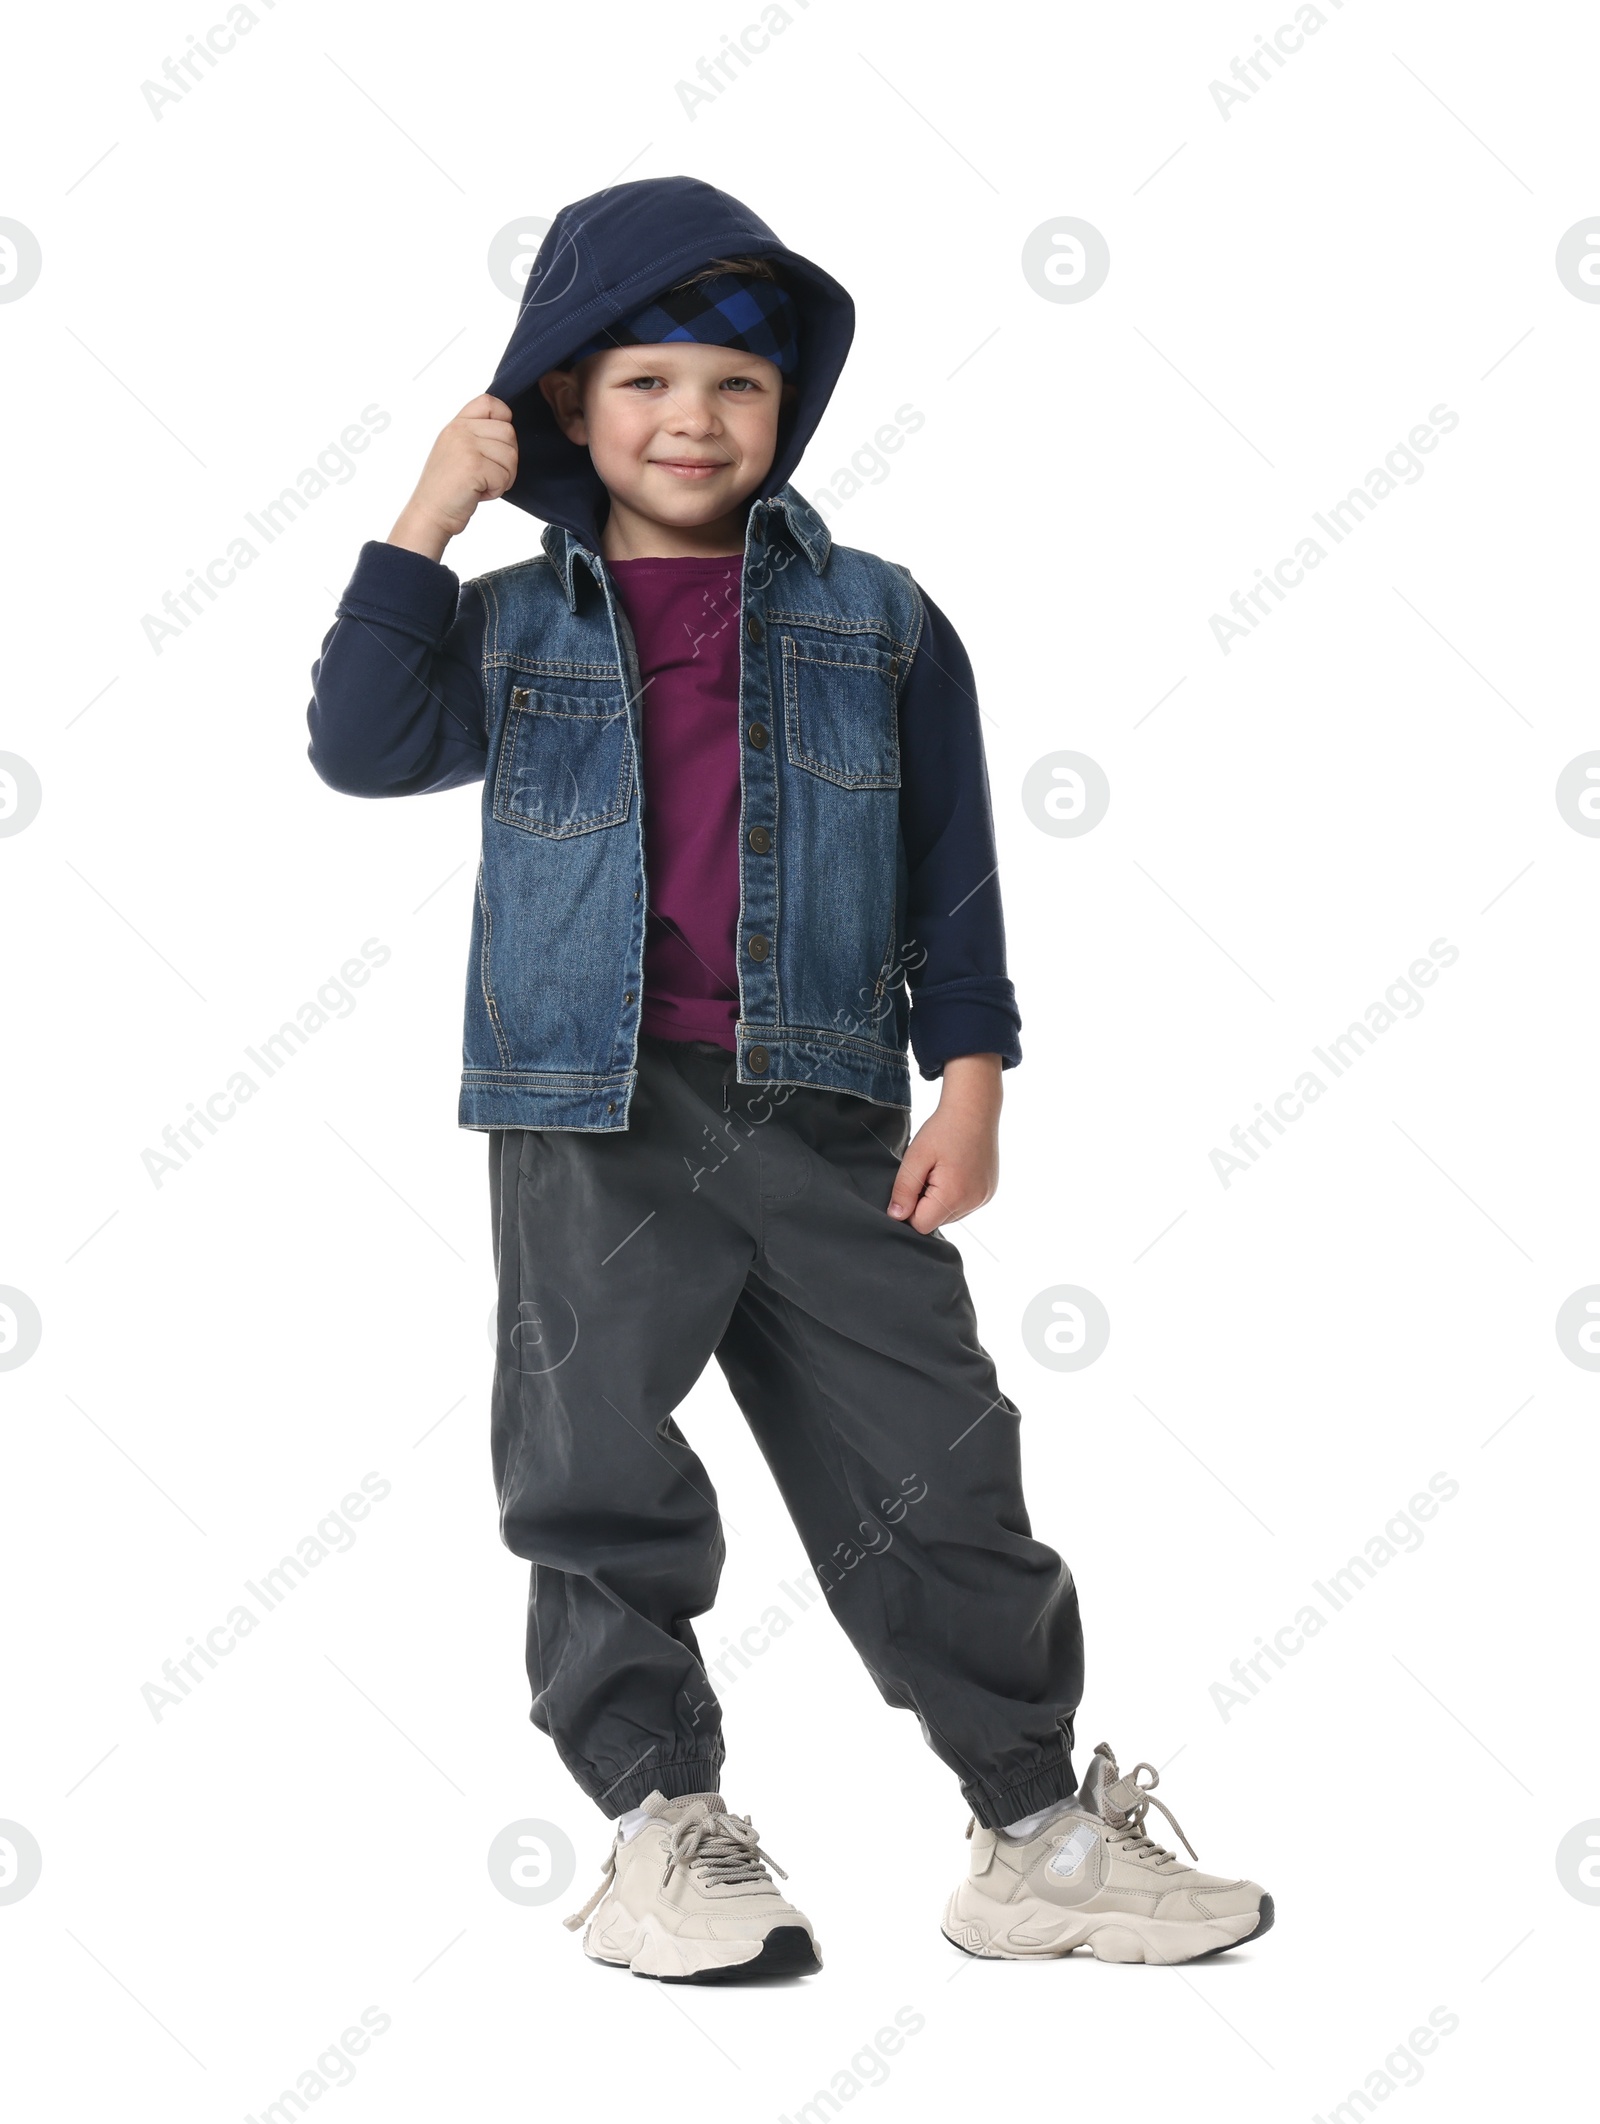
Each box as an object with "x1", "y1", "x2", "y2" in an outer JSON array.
[
  {"x1": 564, "y1": 1790, "x2": 821, "y2": 1983},
  {"x1": 942, "y1": 1742, "x2": 1273, "y2": 1965}
]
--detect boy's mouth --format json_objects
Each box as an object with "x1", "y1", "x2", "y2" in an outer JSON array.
[{"x1": 649, "y1": 458, "x2": 729, "y2": 479}]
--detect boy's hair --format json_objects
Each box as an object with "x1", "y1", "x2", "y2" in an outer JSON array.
[{"x1": 669, "y1": 254, "x2": 778, "y2": 289}]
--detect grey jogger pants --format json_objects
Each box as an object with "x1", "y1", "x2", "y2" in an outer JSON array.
[{"x1": 487, "y1": 1032, "x2": 1083, "y2": 1829}]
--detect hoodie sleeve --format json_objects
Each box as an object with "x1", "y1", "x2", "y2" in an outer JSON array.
[
  {"x1": 896, "y1": 584, "x2": 1023, "y2": 1078},
  {"x1": 306, "y1": 542, "x2": 489, "y2": 796}
]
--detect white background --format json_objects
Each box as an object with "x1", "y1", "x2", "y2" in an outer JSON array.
[{"x1": 2, "y1": 1, "x2": 1597, "y2": 2117}]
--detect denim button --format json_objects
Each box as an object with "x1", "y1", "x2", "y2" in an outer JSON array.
[
  {"x1": 747, "y1": 826, "x2": 771, "y2": 854},
  {"x1": 746, "y1": 1045, "x2": 770, "y2": 1072},
  {"x1": 746, "y1": 615, "x2": 763, "y2": 643},
  {"x1": 747, "y1": 722, "x2": 768, "y2": 749},
  {"x1": 623, "y1": 991, "x2": 634, "y2": 1004},
  {"x1": 747, "y1": 935, "x2": 769, "y2": 961}
]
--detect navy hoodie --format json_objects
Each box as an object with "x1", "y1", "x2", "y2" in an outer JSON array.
[{"x1": 306, "y1": 175, "x2": 1021, "y2": 1077}]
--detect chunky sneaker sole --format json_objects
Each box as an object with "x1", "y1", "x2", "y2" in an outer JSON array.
[
  {"x1": 941, "y1": 1881, "x2": 1274, "y2": 1965},
  {"x1": 586, "y1": 1906, "x2": 822, "y2": 1983}
]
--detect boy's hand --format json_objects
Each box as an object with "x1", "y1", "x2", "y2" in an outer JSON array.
[
  {"x1": 388, "y1": 394, "x2": 519, "y2": 561},
  {"x1": 887, "y1": 1054, "x2": 1002, "y2": 1234}
]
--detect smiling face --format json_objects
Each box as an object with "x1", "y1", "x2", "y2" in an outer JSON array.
[{"x1": 538, "y1": 341, "x2": 795, "y2": 558}]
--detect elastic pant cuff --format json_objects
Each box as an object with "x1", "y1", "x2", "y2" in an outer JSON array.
[
  {"x1": 589, "y1": 1753, "x2": 727, "y2": 1819},
  {"x1": 962, "y1": 1747, "x2": 1079, "y2": 1832}
]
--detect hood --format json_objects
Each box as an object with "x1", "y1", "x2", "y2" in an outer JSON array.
[{"x1": 485, "y1": 175, "x2": 854, "y2": 549}]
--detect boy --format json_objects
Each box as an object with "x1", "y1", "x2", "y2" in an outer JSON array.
[{"x1": 307, "y1": 175, "x2": 1270, "y2": 1981}]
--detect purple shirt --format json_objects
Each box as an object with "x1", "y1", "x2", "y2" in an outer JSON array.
[{"x1": 608, "y1": 554, "x2": 745, "y2": 1049}]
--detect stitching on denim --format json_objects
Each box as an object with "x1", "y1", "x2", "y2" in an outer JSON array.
[
  {"x1": 469, "y1": 554, "x2": 558, "y2": 590},
  {"x1": 873, "y1": 902, "x2": 898, "y2": 1000},
  {"x1": 476, "y1": 864, "x2": 513, "y2": 1069},
  {"x1": 764, "y1": 608, "x2": 917, "y2": 656},
  {"x1": 480, "y1": 571, "x2": 502, "y2": 665},
  {"x1": 898, "y1": 567, "x2": 928, "y2": 699},
  {"x1": 491, "y1": 688, "x2": 635, "y2": 838},
  {"x1": 767, "y1": 613, "x2": 900, "y2": 638},
  {"x1": 780, "y1": 639, "x2": 902, "y2": 791},
  {"x1": 503, "y1": 704, "x2": 627, "y2": 721},
  {"x1": 463, "y1": 1069, "x2": 635, "y2": 1088},
  {"x1": 741, "y1": 1021, "x2": 908, "y2": 1066},
  {"x1": 484, "y1": 656, "x2": 621, "y2": 679},
  {"x1": 462, "y1": 1118, "x2": 627, "y2": 1134}
]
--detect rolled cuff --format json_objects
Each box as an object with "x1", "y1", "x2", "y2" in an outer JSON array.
[{"x1": 908, "y1": 977, "x2": 1023, "y2": 1080}]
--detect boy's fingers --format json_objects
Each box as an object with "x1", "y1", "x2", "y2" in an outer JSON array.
[
  {"x1": 463, "y1": 421, "x2": 519, "y2": 454},
  {"x1": 469, "y1": 434, "x2": 519, "y2": 472},
  {"x1": 455, "y1": 393, "x2": 514, "y2": 422},
  {"x1": 888, "y1": 1142, "x2": 936, "y2": 1221},
  {"x1": 912, "y1": 1175, "x2": 979, "y2": 1234}
]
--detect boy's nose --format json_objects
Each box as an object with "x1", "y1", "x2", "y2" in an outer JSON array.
[{"x1": 666, "y1": 406, "x2": 720, "y2": 433}]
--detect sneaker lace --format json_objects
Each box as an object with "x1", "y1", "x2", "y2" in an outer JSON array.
[
  {"x1": 561, "y1": 1803, "x2": 787, "y2": 1932},
  {"x1": 663, "y1": 1807, "x2": 788, "y2": 1894},
  {"x1": 563, "y1": 1849, "x2": 615, "y2": 1932},
  {"x1": 1102, "y1": 1762, "x2": 1199, "y2": 1869}
]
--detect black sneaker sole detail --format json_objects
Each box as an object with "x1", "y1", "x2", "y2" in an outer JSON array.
[
  {"x1": 642, "y1": 1925, "x2": 822, "y2": 1985},
  {"x1": 1186, "y1": 1891, "x2": 1274, "y2": 1961}
]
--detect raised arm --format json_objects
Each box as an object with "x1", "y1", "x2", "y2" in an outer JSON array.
[{"x1": 306, "y1": 395, "x2": 518, "y2": 797}]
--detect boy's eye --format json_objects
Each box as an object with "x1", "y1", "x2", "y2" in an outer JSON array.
[{"x1": 621, "y1": 373, "x2": 761, "y2": 392}]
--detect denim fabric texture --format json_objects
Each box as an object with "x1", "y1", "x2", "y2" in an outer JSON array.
[{"x1": 460, "y1": 489, "x2": 925, "y2": 1128}]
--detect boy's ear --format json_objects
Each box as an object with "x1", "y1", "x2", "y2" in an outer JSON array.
[{"x1": 538, "y1": 367, "x2": 588, "y2": 444}]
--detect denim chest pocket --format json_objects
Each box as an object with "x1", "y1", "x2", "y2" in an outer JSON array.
[
  {"x1": 491, "y1": 673, "x2": 635, "y2": 838},
  {"x1": 780, "y1": 629, "x2": 902, "y2": 789}
]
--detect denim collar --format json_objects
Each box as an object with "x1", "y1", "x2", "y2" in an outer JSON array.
[{"x1": 540, "y1": 483, "x2": 831, "y2": 611}]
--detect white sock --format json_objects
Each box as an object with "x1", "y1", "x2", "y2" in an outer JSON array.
[
  {"x1": 615, "y1": 1804, "x2": 654, "y2": 1842},
  {"x1": 1000, "y1": 1795, "x2": 1077, "y2": 1841}
]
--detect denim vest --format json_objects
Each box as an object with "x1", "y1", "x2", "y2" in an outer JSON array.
[{"x1": 460, "y1": 485, "x2": 924, "y2": 1132}]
